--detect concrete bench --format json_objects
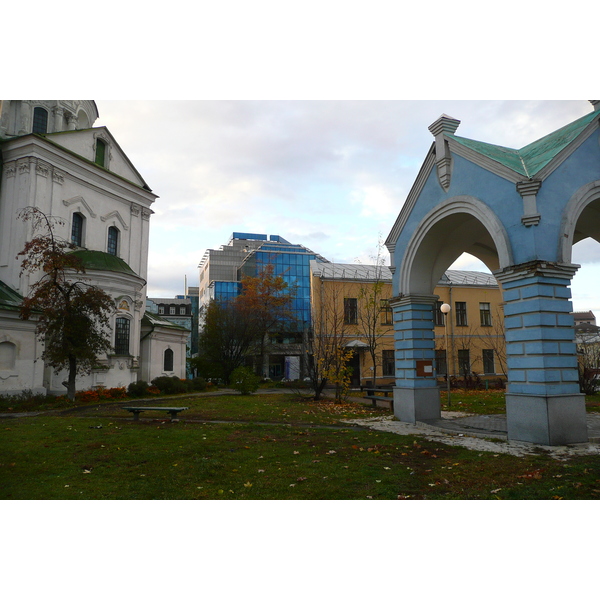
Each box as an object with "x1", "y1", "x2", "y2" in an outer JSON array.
[
  {"x1": 122, "y1": 406, "x2": 189, "y2": 421},
  {"x1": 363, "y1": 388, "x2": 393, "y2": 408}
]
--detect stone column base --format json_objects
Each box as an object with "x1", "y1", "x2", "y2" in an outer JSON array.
[
  {"x1": 393, "y1": 387, "x2": 441, "y2": 423},
  {"x1": 506, "y1": 393, "x2": 588, "y2": 445}
]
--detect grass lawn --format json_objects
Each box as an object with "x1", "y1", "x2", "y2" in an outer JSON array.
[{"x1": 2, "y1": 390, "x2": 600, "y2": 500}]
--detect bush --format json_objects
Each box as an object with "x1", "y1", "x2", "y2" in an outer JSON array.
[
  {"x1": 151, "y1": 376, "x2": 188, "y2": 395},
  {"x1": 128, "y1": 380, "x2": 149, "y2": 397},
  {"x1": 230, "y1": 367, "x2": 261, "y2": 395},
  {"x1": 188, "y1": 377, "x2": 207, "y2": 392}
]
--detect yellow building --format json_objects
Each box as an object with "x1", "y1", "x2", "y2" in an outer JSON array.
[{"x1": 309, "y1": 262, "x2": 504, "y2": 387}]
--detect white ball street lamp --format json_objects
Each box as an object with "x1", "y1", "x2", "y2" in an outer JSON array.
[{"x1": 440, "y1": 303, "x2": 451, "y2": 408}]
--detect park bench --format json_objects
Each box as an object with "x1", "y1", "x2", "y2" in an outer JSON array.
[
  {"x1": 363, "y1": 387, "x2": 393, "y2": 408},
  {"x1": 122, "y1": 406, "x2": 189, "y2": 421}
]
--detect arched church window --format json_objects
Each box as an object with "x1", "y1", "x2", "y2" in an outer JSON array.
[
  {"x1": 95, "y1": 139, "x2": 106, "y2": 167},
  {"x1": 32, "y1": 107, "x2": 48, "y2": 134},
  {"x1": 163, "y1": 348, "x2": 174, "y2": 372},
  {"x1": 114, "y1": 317, "x2": 130, "y2": 355},
  {"x1": 107, "y1": 226, "x2": 119, "y2": 256},
  {"x1": 71, "y1": 213, "x2": 84, "y2": 247}
]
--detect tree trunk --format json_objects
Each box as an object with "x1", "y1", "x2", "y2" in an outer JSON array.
[{"x1": 66, "y1": 354, "x2": 77, "y2": 400}]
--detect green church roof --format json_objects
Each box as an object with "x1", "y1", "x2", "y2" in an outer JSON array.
[
  {"x1": 69, "y1": 250, "x2": 139, "y2": 276},
  {"x1": 0, "y1": 279, "x2": 24, "y2": 312},
  {"x1": 447, "y1": 108, "x2": 600, "y2": 178}
]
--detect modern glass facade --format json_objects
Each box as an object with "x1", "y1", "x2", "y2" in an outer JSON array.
[
  {"x1": 202, "y1": 233, "x2": 328, "y2": 332},
  {"x1": 210, "y1": 280, "x2": 242, "y2": 304},
  {"x1": 240, "y1": 244, "x2": 323, "y2": 329}
]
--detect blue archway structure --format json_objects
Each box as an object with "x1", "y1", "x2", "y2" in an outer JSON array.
[{"x1": 385, "y1": 102, "x2": 600, "y2": 445}]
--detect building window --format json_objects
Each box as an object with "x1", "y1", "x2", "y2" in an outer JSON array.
[
  {"x1": 483, "y1": 349, "x2": 495, "y2": 374},
  {"x1": 180, "y1": 306, "x2": 186, "y2": 315},
  {"x1": 95, "y1": 139, "x2": 107, "y2": 167},
  {"x1": 107, "y1": 226, "x2": 119, "y2": 256},
  {"x1": 455, "y1": 302, "x2": 467, "y2": 326},
  {"x1": 380, "y1": 299, "x2": 393, "y2": 325},
  {"x1": 32, "y1": 107, "x2": 48, "y2": 134},
  {"x1": 0, "y1": 342, "x2": 17, "y2": 371},
  {"x1": 71, "y1": 213, "x2": 84, "y2": 247},
  {"x1": 480, "y1": 302, "x2": 492, "y2": 326},
  {"x1": 434, "y1": 301, "x2": 445, "y2": 326},
  {"x1": 458, "y1": 349, "x2": 470, "y2": 376},
  {"x1": 382, "y1": 349, "x2": 394, "y2": 377},
  {"x1": 435, "y1": 349, "x2": 447, "y2": 376},
  {"x1": 163, "y1": 348, "x2": 174, "y2": 372},
  {"x1": 158, "y1": 306, "x2": 165, "y2": 314},
  {"x1": 170, "y1": 306, "x2": 176, "y2": 315},
  {"x1": 344, "y1": 298, "x2": 358, "y2": 325},
  {"x1": 114, "y1": 317, "x2": 130, "y2": 355}
]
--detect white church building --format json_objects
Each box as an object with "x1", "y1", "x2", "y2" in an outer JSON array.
[{"x1": 0, "y1": 100, "x2": 188, "y2": 396}]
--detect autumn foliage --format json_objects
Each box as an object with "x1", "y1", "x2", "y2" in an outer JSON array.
[{"x1": 17, "y1": 207, "x2": 115, "y2": 400}]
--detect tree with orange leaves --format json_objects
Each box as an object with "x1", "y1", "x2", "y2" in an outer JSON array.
[
  {"x1": 17, "y1": 207, "x2": 115, "y2": 400},
  {"x1": 237, "y1": 264, "x2": 297, "y2": 376}
]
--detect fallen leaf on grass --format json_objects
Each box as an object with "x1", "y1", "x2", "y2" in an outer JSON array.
[
  {"x1": 517, "y1": 470, "x2": 543, "y2": 480},
  {"x1": 243, "y1": 482, "x2": 253, "y2": 488}
]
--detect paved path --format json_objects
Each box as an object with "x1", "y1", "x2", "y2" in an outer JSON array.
[{"x1": 342, "y1": 412, "x2": 600, "y2": 459}]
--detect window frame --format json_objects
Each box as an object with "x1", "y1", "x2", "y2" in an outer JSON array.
[
  {"x1": 380, "y1": 299, "x2": 393, "y2": 325},
  {"x1": 382, "y1": 349, "x2": 395, "y2": 377},
  {"x1": 434, "y1": 301, "x2": 445, "y2": 326},
  {"x1": 71, "y1": 212, "x2": 84, "y2": 247},
  {"x1": 480, "y1": 302, "x2": 492, "y2": 327},
  {"x1": 435, "y1": 349, "x2": 447, "y2": 376},
  {"x1": 455, "y1": 301, "x2": 468, "y2": 327},
  {"x1": 107, "y1": 226, "x2": 119, "y2": 256},
  {"x1": 32, "y1": 107, "x2": 48, "y2": 134},
  {"x1": 482, "y1": 349, "x2": 495, "y2": 374},
  {"x1": 163, "y1": 348, "x2": 174, "y2": 372},
  {"x1": 457, "y1": 348, "x2": 470, "y2": 376},
  {"x1": 114, "y1": 317, "x2": 131, "y2": 356},
  {"x1": 344, "y1": 297, "x2": 358, "y2": 325},
  {"x1": 94, "y1": 138, "x2": 107, "y2": 167}
]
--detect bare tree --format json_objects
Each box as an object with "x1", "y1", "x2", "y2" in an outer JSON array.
[
  {"x1": 577, "y1": 326, "x2": 600, "y2": 394},
  {"x1": 306, "y1": 267, "x2": 353, "y2": 401},
  {"x1": 355, "y1": 241, "x2": 394, "y2": 385}
]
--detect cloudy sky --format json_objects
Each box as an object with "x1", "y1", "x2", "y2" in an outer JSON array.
[{"x1": 93, "y1": 100, "x2": 599, "y2": 313}]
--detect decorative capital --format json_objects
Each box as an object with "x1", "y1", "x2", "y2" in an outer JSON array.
[
  {"x1": 428, "y1": 114, "x2": 461, "y2": 137},
  {"x1": 494, "y1": 260, "x2": 580, "y2": 284},
  {"x1": 388, "y1": 293, "x2": 439, "y2": 308},
  {"x1": 52, "y1": 169, "x2": 64, "y2": 184},
  {"x1": 517, "y1": 179, "x2": 542, "y2": 227}
]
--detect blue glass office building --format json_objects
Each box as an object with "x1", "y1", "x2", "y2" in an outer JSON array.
[{"x1": 205, "y1": 233, "x2": 328, "y2": 330}]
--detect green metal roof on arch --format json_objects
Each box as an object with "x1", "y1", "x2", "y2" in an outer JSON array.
[{"x1": 447, "y1": 107, "x2": 600, "y2": 178}]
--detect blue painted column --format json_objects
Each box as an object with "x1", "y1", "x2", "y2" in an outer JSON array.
[
  {"x1": 389, "y1": 294, "x2": 440, "y2": 423},
  {"x1": 495, "y1": 261, "x2": 588, "y2": 444}
]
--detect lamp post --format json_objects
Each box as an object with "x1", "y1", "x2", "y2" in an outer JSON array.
[{"x1": 440, "y1": 303, "x2": 451, "y2": 409}]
